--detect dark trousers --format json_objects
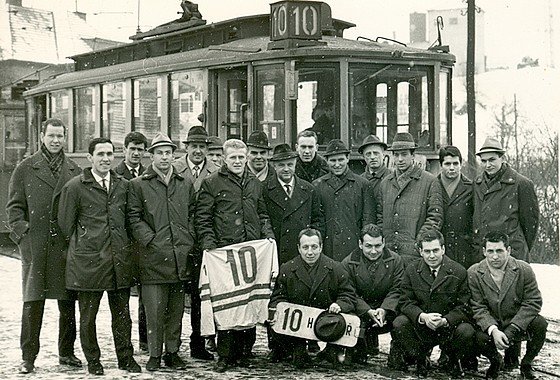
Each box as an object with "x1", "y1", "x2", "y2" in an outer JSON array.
[
  {"x1": 189, "y1": 286, "x2": 205, "y2": 351},
  {"x1": 217, "y1": 327, "x2": 256, "y2": 363},
  {"x1": 21, "y1": 299, "x2": 77, "y2": 361},
  {"x1": 77, "y1": 288, "x2": 134, "y2": 364},
  {"x1": 137, "y1": 286, "x2": 147, "y2": 345},
  {"x1": 392, "y1": 315, "x2": 475, "y2": 361},
  {"x1": 351, "y1": 315, "x2": 394, "y2": 359}
]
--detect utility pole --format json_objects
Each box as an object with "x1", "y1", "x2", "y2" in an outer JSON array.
[{"x1": 467, "y1": 0, "x2": 476, "y2": 173}]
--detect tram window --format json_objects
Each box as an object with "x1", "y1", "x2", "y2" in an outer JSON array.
[
  {"x1": 133, "y1": 76, "x2": 162, "y2": 141},
  {"x1": 439, "y1": 70, "x2": 450, "y2": 146},
  {"x1": 102, "y1": 82, "x2": 126, "y2": 148},
  {"x1": 349, "y1": 64, "x2": 432, "y2": 150},
  {"x1": 256, "y1": 67, "x2": 284, "y2": 146},
  {"x1": 74, "y1": 86, "x2": 97, "y2": 152},
  {"x1": 295, "y1": 66, "x2": 338, "y2": 145},
  {"x1": 49, "y1": 90, "x2": 70, "y2": 151},
  {"x1": 170, "y1": 70, "x2": 204, "y2": 145}
]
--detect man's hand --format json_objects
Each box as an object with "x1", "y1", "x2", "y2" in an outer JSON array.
[
  {"x1": 329, "y1": 303, "x2": 341, "y2": 313},
  {"x1": 367, "y1": 308, "x2": 386, "y2": 327},
  {"x1": 268, "y1": 308, "x2": 277, "y2": 326},
  {"x1": 491, "y1": 328, "x2": 510, "y2": 350},
  {"x1": 419, "y1": 312, "x2": 443, "y2": 331}
]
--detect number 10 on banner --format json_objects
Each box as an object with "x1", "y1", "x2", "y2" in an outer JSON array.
[{"x1": 270, "y1": 1, "x2": 322, "y2": 41}]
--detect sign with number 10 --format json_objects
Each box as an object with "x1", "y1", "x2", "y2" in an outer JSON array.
[{"x1": 270, "y1": 1, "x2": 322, "y2": 41}]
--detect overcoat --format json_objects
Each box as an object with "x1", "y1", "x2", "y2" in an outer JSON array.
[
  {"x1": 114, "y1": 160, "x2": 145, "y2": 180},
  {"x1": 262, "y1": 175, "x2": 325, "y2": 264},
  {"x1": 313, "y1": 169, "x2": 376, "y2": 261},
  {"x1": 127, "y1": 165, "x2": 196, "y2": 284},
  {"x1": 58, "y1": 168, "x2": 133, "y2": 291},
  {"x1": 378, "y1": 165, "x2": 443, "y2": 260},
  {"x1": 6, "y1": 150, "x2": 80, "y2": 302},
  {"x1": 467, "y1": 256, "x2": 542, "y2": 332},
  {"x1": 473, "y1": 163, "x2": 539, "y2": 262},
  {"x1": 269, "y1": 255, "x2": 356, "y2": 313},
  {"x1": 342, "y1": 247, "x2": 404, "y2": 317},
  {"x1": 400, "y1": 256, "x2": 472, "y2": 328},
  {"x1": 438, "y1": 173, "x2": 479, "y2": 268},
  {"x1": 196, "y1": 166, "x2": 274, "y2": 251},
  {"x1": 173, "y1": 155, "x2": 218, "y2": 192},
  {"x1": 361, "y1": 165, "x2": 392, "y2": 196},
  {"x1": 295, "y1": 155, "x2": 329, "y2": 183}
]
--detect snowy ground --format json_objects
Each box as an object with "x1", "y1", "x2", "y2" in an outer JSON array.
[{"x1": 0, "y1": 251, "x2": 559, "y2": 379}]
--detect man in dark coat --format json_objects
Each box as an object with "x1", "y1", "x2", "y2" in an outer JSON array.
[
  {"x1": 58, "y1": 138, "x2": 140, "y2": 375},
  {"x1": 6, "y1": 118, "x2": 81, "y2": 374},
  {"x1": 342, "y1": 224, "x2": 404, "y2": 364},
  {"x1": 390, "y1": 230, "x2": 475, "y2": 377},
  {"x1": 313, "y1": 139, "x2": 376, "y2": 261},
  {"x1": 377, "y1": 132, "x2": 443, "y2": 264},
  {"x1": 358, "y1": 135, "x2": 391, "y2": 195},
  {"x1": 196, "y1": 138, "x2": 275, "y2": 372},
  {"x1": 295, "y1": 130, "x2": 329, "y2": 183},
  {"x1": 473, "y1": 137, "x2": 539, "y2": 262},
  {"x1": 263, "y1": 143, "x2": 324, "y2": 264},
  {"x1": 246, "y1": 130, "x2": 275, "y2": 183},
  {"x1": 269, "y1": 228, "x2": 356, "y2": 368},
  {"x1": 114, "y1": 131, "x2": 148, "y2": 352},
  {"x1": 468, "y1": 231, "x2": 547, "y2": 380},
  {"x1": 437, "y1": 146, "x2": 479, "y2": 268},
  {"x1": 128, "y1": 133, "x2": 196, "y2": 371}
]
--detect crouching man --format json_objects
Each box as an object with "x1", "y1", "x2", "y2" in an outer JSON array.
[
  {"x1": 268, "y1": 228, "x2": 356, "y2": 368},
  {"x1": 469, "y1": 231, "x2": 547, "y2": 380},
  {"x1": 390, "y1": 230, "x2": 475, "y2": 377}
]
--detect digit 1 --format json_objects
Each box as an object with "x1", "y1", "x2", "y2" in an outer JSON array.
[
  {"x1": 226, "y1": 249, "x2": 240, "y2": 286},
  {"x1": 292, "y1": 5, "x2": 300, "y2": 36},
  {"x1": 282, "y1": 307, "x2": 290, "y2": 330}
]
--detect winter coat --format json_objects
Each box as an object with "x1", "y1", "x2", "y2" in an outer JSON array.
[
  {"x1": 361, "y1": 165, "x2": 392, "y2": 197},
  {"x1": 399, "y1": 256, "x2": 472, "y2": 328},
  {"x1": 58, "y1": 168, "x2": 133, "y2": 291},
  {"x1": 196, "y1": 166, "x2": 274, "y2": 251},
  {"x1": 127, "y1": 165, "x2": 196, "y2": 284},
  {"x1": 114, "y1": 160, "x2": 145, "y2": 180},
  {"x1": 313, "y1": 169, "x2": 376, "y2": 261},
  {"x1": 342, "y1": 247, "x2": 404, "y2": 317},
  {"x1": 295, "y1": 155, "x2": 330, "y2": 183},
  {"x1": 473, "y1": 163, "x2": 539, "y2": 262},
  {"x1": 468, "y1": 256, "x2": 542, "y2": 332},
  {"x1": 263, "y1": 175, "x2": 325, "y2": 264},
  {"x1": 438, "y1": 174, "x2": 480, "y2": 268},
  {"x1": 6, "y1": 150, "x2": 80, "y2": 302},
  {"x1": 269, "y1": 255, "x2": 356, "y2": 313},
  {"x1": 173, "y1": 156, "x2": 218, "y2": 193},
  {"x1": 377, "y1": 165, "x2": 443, "y2": 260}
]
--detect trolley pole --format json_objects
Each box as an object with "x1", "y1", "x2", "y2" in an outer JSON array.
[{"x1": 467, "y1": 0, "x2": 477, "y2": 174}]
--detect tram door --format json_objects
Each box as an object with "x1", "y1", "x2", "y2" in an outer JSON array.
[{"x1": 216, "y1": 69, "x2": 248, "y2": 141}]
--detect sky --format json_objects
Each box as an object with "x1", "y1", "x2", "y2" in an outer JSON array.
[{"x1": 23, "y1": 0, "x2": 560, "y2": 70}]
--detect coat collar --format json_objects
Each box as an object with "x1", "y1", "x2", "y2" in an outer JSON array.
[
  {"x1": 475, "y1": 163, "x2": 517, "y2": 185},
  {"x1": 476, "y1": 256, "x2": 520, "y2": 296},
  {"x1": 140, "y1": 164, "x2": 184, "y2": 182},
  {"x1": 347, "y1": 246, "x2": 394, "y2": 264},
  {"x1": 291, "y1": 255, "x2": 334, "y2": 296},
  {"x1": 438, "y1": 173, "x2": 472, "y2": 203},
  {"x1": 363, "y1": 165, "x2": 390, "y2": 180},
  {"x1": 416, "y1": 256, "x2": 458, "y2": 291},
  {"x1": 30, "y1": 150, "x2": 79, "y2": 190}
]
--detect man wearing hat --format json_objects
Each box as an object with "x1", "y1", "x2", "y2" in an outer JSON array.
[
  {"x1": 128, "y1": 133, "x2": 196, "y2": 371},
  {"x1": 473, "y1": 137, "x2": 539, "y2": 263},
  {"x1": 246, "y1": 130, "x2": 275, "y2": 183},
  {"x1": 207, "y1": 136, "x2": 224, "y2": 167},
  {"x1": 312, "y1": 139, "x2": 376, "y2": 261},
  {"x1": 295, "y1": 130, "x2": 330, "y2": 183},
  {"x1": 358, "y1": 135, "x2": 391, "y2": 194},
  {"x1": 377, "y1": 132, "x2": 443, "y2": 264}
]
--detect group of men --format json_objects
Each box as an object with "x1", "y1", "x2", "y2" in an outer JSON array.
[{"x1": 7, "y1": 117, "x2": 545, "y2": 378}]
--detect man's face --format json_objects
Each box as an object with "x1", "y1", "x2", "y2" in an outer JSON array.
[
  {"x1": 419, "y1": 239, "x2": 445, "y2": 269},
  {"x1": 296, "y1": 136, "x2": 318, "y2": 162},
  {"x1": 123, "y1": 142, "x2": 146, "y2": 167},
  {"x1": 247, "y1": 147, "x2": 270, "y2": 172},
  {"x1": 484, "y1": 241, "x2": 511, "y2": 269},
  {"x1": 363, "y1": 145, "x2": 385, "y2": 172},
  {"x1": 272, "y1": 158, "x2": 296, "y2": 183},
  {"x1": 186, "y1": 142, "x2": 208, "y2": 166},
  {"x1": 441, "y1": 155, "x2": 462, "y2": 180},
  {"x1": 207, "y1": 149, "x2": 223, "y2": 167},
  {"x1": 41, "y1": 125, "x2": 66, "y2": 154},
  {"x1": 393, "y1": 150, "x2": 414, "y2": 172},
  {"x1": 359, "y1": 234, "x2": 384, "y2": 261},
  {"x1": 327, "y1": 153, "x2": 349, "y2": 176},
  {"x1": 298, "y1": 234, "x2": 322, "y2": 265},
  {"x1": 224, "y1": 147, "x2": 247, "y2": 176},
  {"x1": 151, "y1": 146, "x2": 174, "y2": 173},
  {"x1": 88, "y1": 142, "x2": 114, "y2": 177},
  {"x1": 479, "y1": 152, "x2": 504, "y2": 176}
]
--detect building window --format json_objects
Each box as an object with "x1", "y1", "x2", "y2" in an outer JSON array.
[
  {"x1": 102, "y1": 82, "x2": 126, "y2": 148},
  {"x1": 74, "y1": 86, "x2": 97, "y2": 152},
  {"x1": 170, "y1": 70, "x2": 204, "y2": 145},
  {"x1": 133, "y1": 76, "x2": 161, "y2": 141}
]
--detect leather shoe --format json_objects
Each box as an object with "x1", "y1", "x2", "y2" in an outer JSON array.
[
  {"x1": 191, "y1": 348, "x2": 214, "y2": 361},
  {"x1": 214, "y1": 359, "x2": 231, "y2": 373},
  {"x1": 206, "y1": 337, "x2": 217, "y2": 352},
  {"x1": 163, "y1": 352, "x2": 187, "y2": 370},
  {"x1": 59, "y1": 354, "x2": 82, "y2": 367},
  {"x1": 118, "y1": 357, "x2": 142, "y2": 373},
  {"x1": 486, "y1": 353, "x2": 503, "y2": 379},
  {"x1": 88, "y1": 361, "x2": 104, "y2": 376},
  {"x1": 416, "y1": 357, "x2": 429, "y2": 378},
  {"x1": 20, "y1": 360, "x2": 34, "y2": 374},
  {"x1": 146, "y1": 356, "x2": 161, "y2": 371},
  {"x1": 520, "y1": 363, "x2": 538, "y2": 380}
]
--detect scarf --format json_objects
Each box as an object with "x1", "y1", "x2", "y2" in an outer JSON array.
[
  {"x1": 152, "y1": 163, "x2": 173, "y2": 186},
  {"x1": 396, "y1": 164, "x2": 415, "y2": 189},
  {"x1": 40, "y1": 143, "x2": 64, "y2": 179}
]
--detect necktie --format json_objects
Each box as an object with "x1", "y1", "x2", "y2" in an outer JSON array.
[
  {"x1": 193, "y1": 165, "x2": 200, "y2": 179},
  {"x1": 130, "y1": 168, "x2": 137, "y2": 178},
  {"x1": 431, "y1": 269, "x2": 437, "y2": 279},
  {"x1": 101, "y1": 178, "x2": 108, "y2": 192},
  {"x1": 284, "y1": 184, "x2": 291, "y2": 197}
]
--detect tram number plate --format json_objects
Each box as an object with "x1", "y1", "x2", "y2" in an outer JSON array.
[
  {"x1": 272, "y1": 302, "x2": 360, "y2": 347},
  {"x1": 270, "y1": 1, "x2": 322, "y2": 41}
]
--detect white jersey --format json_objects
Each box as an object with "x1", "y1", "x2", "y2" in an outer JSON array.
[{"x1": 199, "y1": 239, "x2": 279, "y2": 336}]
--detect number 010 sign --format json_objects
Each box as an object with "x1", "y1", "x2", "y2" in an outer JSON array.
[{"x1": 270, "y1": 1, "x2": 322, "y2": 41}]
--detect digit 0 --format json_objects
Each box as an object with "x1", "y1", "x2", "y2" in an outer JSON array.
[{"x1": 289, "y1": 308, "x2": 303, "y2": 332}]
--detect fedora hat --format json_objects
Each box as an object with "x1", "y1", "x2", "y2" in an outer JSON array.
[
  {"x1": 476, "y1": 137, "x2": 506, "y2": 156},
  {"x1": 183, "y1": 126, "x2": 209, "y2": 144},
  {"x1": 314, "y1": 311, "x2": 347, "y2": 343},
  {"x1": 323, "y1": 139, "x2": 350, "y2": 157},
  {"x1": 246, "y1": 130, "x2": 271, "y2": 150},
  {"x1": 208, "y1": 136, "x2": 223, "y2": 150},
  {"x1": 387, "y1": 132, "x2": 417, "y2": 151},
  {"x1": 358, "y1": 134, "x2": 388, "y2": 153},
  {"x1": 270, "y1": 143, "x2": 299, "y2": 161},
  {"x1": 148, "y1": 132, "x2": 177, "y2": 153}
]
